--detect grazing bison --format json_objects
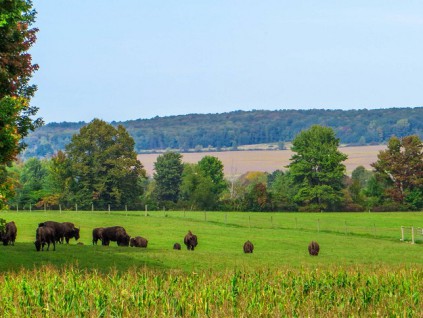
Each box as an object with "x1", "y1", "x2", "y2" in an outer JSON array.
[
  {"x1": 62, "y1": 222, "x2": 80, "y2": 244},
  {"x1": 101, "y1": 226, "x2": 130, "y2": 246},
  {"x1": 243, "y1": 240, "x2": 254, "y2": 253},
  {"x1": 173, "y1": 243, "x2": 181, "y2": 250},
  {"x1": 184, "y1": 230, "x2": 198, "y2": 251},
  {"x1": 1, "y1": 221, "x2": 17, "y2": 246},
  {"x1": 35, "y1": 226, "x2": 56, "y2": 251},
  {"x1": 308, "y1": 241, "x2": 320, "y2": 256},
  {"x1": 130, "y1": 236, "x2": 148, "y2": 248},
  {"x1": 92, "y1": 227, "x2": 104, "y2": 245},
  {"x1": 39, "y1": 221, "x2": 66, "y2": 244}
]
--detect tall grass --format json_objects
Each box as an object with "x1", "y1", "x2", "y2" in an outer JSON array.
[{"x1": 0, "y1": 265, "x2": 421, "y2": 317}]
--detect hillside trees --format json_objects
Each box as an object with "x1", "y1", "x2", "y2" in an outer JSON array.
[
  {"x1": 0, "y1": 0, "x2": 42, "y2": 208},
  {"x1": 65, "y1": 119, "x2": 146, "y2": 210},
  {"x1": 288, "y1": 125, "x2": 348, "y2": 211},
  {"x1": 371, "y1": 135, "x2": 423, "y2": 209}
]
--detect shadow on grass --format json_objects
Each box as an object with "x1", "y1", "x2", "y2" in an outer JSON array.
[{"x1": 0, "y1": 242, "x2": 169, "y2": 273}]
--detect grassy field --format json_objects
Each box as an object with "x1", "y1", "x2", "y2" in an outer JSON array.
[
  {"x1": 138, "y1": 145, "x2": 386, "y2": 177},
  {"x1": 0, "y1": 210, "x2": 422, "y2": 316},
  {"x1": 0, "y1": 210, "x2": 421, "y2": 271}
]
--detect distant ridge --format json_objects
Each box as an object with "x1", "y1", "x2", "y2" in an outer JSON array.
[{"x1": 22, "y1": 107, "x2": 423, "y2": 159}]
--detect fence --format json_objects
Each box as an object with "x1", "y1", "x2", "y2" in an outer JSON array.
[{"x1": 400, "y1": 226, "x2": 423, "y2": 244}]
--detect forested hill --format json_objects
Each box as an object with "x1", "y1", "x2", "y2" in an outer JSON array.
[{"x1": 22, "y1": 107, "x2": 423, "y2": 158}]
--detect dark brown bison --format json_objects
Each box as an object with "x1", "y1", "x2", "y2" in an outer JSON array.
[
  {"x1": 243, "y1": 240, "x2": 254, "y2": 253},
  {"x1": 130, "y1": 236, "x2": 148, "y2": 248},
  {"x1": 173, "y1": 243, "x2": 181, "y2": 250},
  {"x1": 308, "y1": 241, "x2": 320, "y2": 256},
  {"x1": 62, "y1": 222, "x2": 80, "y2": 244},
  {"x1": 35, "y1": 226, "x2": 56, "y2": 251},
  {"x1": 184, "y1": 230, "x2": 198, "y2": 251},
  {"x1": 39, "y1": 221, "x2": 66, "y2": 244},
  {"x1": 92, "y1": 227, "x2": 104, "y2": 245},
  {"x1": 101, "y1": 226, "x2": 130, "y2": 246},
  {"x1": 1, "y1": 221, "x2": 17, "y2": 246}
]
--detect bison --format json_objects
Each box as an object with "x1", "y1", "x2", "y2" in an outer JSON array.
[
  {"x1": 35, "y1": 226, "x2": 56, "y2": 251},
  {"x1": 38, "y1": 221, "x2": 66, "y2": 244},
  {"x1": 1, "y1": 221, "x2": 17, "y2": 246},
  {"x1": 308, "y1": 241, "x2": 320, "y2": 256},
  {"x1": 39, "y1": 221, "x2": 79, "y2": 244},
  {"x1": 101, "y1": 226, "x2": 130, "y2": 246},
  {"x1": 130, "y1": 236, "x2": 148, "y2": 248},
  {"x1": 92, "y1": 227, "x2": 104, "y2": 245},
  {"x1": 62, "y1": 222, "x2": 80, "y2": 244},
  {"x1": 184, "y1": 230, "x2": 198, "y2": 251},
  {"x1": 243, "y1": 240, "x2": 254, "y2": 253},
  {"x1": 173, "y1": 243, "x2": 181, "y2": 250}
]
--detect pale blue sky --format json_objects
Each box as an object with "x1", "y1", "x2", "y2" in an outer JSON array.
[{"x1": 31, "y1": 1, "x2": 423, "y2": 123}]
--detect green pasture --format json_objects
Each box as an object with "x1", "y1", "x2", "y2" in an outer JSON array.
[{"x1": 0, "y1": 210, "x2": 422, "y2": 272}]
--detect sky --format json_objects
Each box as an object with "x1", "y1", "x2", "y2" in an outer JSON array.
[{"x1": 30, "y1": 1, "x2": 423, "y2": 123}]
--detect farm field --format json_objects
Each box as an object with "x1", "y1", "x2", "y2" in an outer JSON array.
[
  {"x1": 138, "y1": 145, "x2": 386, "y2": 177},
  {"x1": 0, "y1": 210, "x2": 422, "y2": 316}
]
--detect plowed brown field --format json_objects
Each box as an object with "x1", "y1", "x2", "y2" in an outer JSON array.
[{"x1": 138, "y1": 145, "x2": 386, "y2": 178}]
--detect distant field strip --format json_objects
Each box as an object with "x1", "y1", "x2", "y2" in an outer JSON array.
[{"x1": 138, "y1": 145, "x2": 386, "y2": 177}]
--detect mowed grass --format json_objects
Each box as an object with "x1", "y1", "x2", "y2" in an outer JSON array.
[{"x1": 0, "y1": 210, "x2": 422, "y2": 272}]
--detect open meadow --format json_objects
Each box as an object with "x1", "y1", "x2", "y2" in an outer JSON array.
[{"x1": 0, "y1": 210, "x2": 422, "y2": 316}]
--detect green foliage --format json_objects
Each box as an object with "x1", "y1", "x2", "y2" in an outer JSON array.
[
  {"x1": 372, "y1": 135, "x2": 423, "y2": 207},
  {"x1": 0, "y1": 0, "x2": 43, "y2": 208},
  {"x1": 197, "y1": 155, "x2": 226, "y2": 196},
  {"x1": 65, "y1": 119, "x2": 146, "y2": 209},
  {"x1": 21, "y1": 108, "x2": 423, "y2": 158},
  {"x1": 179, "y1": 163, "x2": 217, "y2": 210},
  {"x1": 289, "y1": 125, "x2": 348, "y2": 211},
  {"x1": 153, "y1": 151, "x2": 183, "y2": 205}
]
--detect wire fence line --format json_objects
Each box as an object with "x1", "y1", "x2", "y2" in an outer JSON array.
[{"x1": 7, "y1": 207, "x2": 422, "y2": 243}]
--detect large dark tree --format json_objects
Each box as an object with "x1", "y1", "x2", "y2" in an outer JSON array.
[
  {"x1": 0, "y1": 0, "x2": 42, "y2": 208},
  {"x1": 371, "y1": 135, "x2": 423, "y2": 209},
  {"x1": 288, "y1": 125, "x2": 348, "y2": 211},
  {"x1": 66, "y1": 119, "x2": 146, "y2": 210},
  {"x1": 153, "y1": 151, "x2": 183, "y2": 206}
]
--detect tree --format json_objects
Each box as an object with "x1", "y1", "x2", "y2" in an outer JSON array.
[
  {"x1": 288, "y1": 125, "x2": 348, "y2": 211},
  {"x1": 371, "y1": 135, "x2": 423, "y2": 209},
  {"x1": 0, "y1": 0, "x2": 42, "y2": 208},
  {"x1": 153, "y1": 151, "x2": 183, "y2": 206},
  {"x1": 268, "y1": 170, "x2": 297, "y2": 211},
  {"x1": 179, "y1": 163, "x2": 216, "y2": 210},
  {"x1": 66, "y1": 119, "x2": 146, "y2": 210},
  {"x1": 197, "y1": 156, "x2": 226, "y2": 196}
]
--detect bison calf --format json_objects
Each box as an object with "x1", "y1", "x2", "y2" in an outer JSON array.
[
  {"x1": 243, "y1": 240, "x2": 254, "y2": 253},
  {"x1": 130, "y1": 236, "x2": 148, "y2": 248},
  {"x1": 173, "y1": 243, "x2": 181, "y2": 250},
  {"x1": 92, "y1": 227, "x2": 104, "y2": 245},
  {"x1": 308, "y1": 241, "x2": 320, "y2": 256},
  {"x1": 184, "y1": 230, "x2": 198, "y2": 251},
  {"x1": 1, "y1": 221, "x2": 17, "y2": 246}
]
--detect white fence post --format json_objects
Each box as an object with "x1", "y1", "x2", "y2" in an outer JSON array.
[
  {"x1": 400, "y1": 226, "x2": 404, "y2": 241},
  {"x1": 411, "y1": 227, "x2": 415, "y2": 244}
]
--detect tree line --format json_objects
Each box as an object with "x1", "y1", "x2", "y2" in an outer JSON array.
[
  {"x1": 22, "y1": 107, "x2": 423, "y2": 158},
  {"x1": 6, "y1": 120, "x2": 423, "y2": 212}
]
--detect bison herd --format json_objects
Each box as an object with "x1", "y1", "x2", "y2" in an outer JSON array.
[{"x1": 1, "y1": 219, "x2": 321, "y2": 256}]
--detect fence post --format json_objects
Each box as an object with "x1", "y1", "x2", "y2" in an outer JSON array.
[
  {"x1": 75, "y1": 204, "x2": 78, "y2": 212},
  {"x1": 204, "y1": 211, "x2": 207, "y2": 221},
  {"x1": 92, "y1": 203, "x2": 94, "y2": 212},
  {"x1": 108, "y1": 204, "x2": 111, "y2": 213},
  {"x1": 295, "y1": 217, "x2": 298, "y2": 229},
  {"x1": 317, "y1": 219, "x2": 320, "y2": 232},
  {"x1": 225, "y1": 212, "x2": 227, "y2": 224},
  {"x1": 16, "y1": 204, "x2": 18, "y2": 212},
  {"x1": 145, "y1": 205, "x2": 147, "y2": 217},
  {"x1": 344, "y1": 221, "x2": 347, "y2": 235},
  {"x1": 59, "y1": 204, "x2": 62, "y2": 213},
  {"x1": 44, "y1": 203, "x2": 46, "y2": 212},
  {"x1": 270, "y1": 216, "x2": 273, "y2": 228},
  {"x1": 29, "y1": 203, "x2": 32, "y2": 212},
  {"x1": 249, "y1": 215, "x2": 251, "y2": 229},
  {"x1": 400, "y1": 226, "x2": 404, "y2": 241},
  {"x1": 411, "y1": 227, "x2": 415, "y2": 244}
]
